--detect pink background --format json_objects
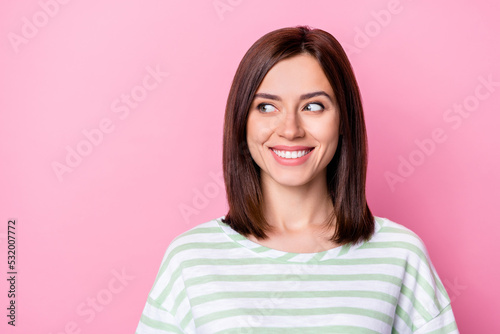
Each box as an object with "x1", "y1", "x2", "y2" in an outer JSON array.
[{"x1": 1, "y1": 1, "x2": 498, "y2": 333}]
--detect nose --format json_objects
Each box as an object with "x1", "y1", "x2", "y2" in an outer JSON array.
[{"x1": 274, "y1": 110, "x2": 305, "y2": 140}]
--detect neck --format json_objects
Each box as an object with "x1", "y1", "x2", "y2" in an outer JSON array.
[{"x1": 260, "y1": 169, "x2": 334, "y2": 236}]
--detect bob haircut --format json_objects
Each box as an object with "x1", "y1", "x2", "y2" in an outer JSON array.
[{"x1": 222, "y1": 25, "x2": 374, "y2": 245}]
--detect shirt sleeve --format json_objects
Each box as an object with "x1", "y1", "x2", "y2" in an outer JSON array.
[
  {"x1": 385, "y1": 220, "x2": 460, "y2": 333},
  {"x1": 136, "y1": 297, "x2": 185, "y2": 334},
  {"x1": 135, "y1": 237, "x2": 194, "y2": 333},
  {"x1": 407, "y1": 237, "x2": 460, "y2": 333},
  {"x1": 414, "y1": 304, "x2": 459, "y2": 333}
]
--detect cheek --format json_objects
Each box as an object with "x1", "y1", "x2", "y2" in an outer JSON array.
[
  {"x1": 246, "y1": 115, "x2": 273, "y2": 145},
  {"x1": 309, "y1": 116, "x2": 339, "y2": 139},
  {"x1": 246, "y1": 117, "x2": 276, "y2": 165},
  {"x1": 310, "y1": 117, "x2": 340, "y2": 154},
  {"x1": 327, "y1": 129, "x2": 340, "y2": 151}
]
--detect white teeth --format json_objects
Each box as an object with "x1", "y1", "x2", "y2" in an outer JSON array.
[{"x1": 272, "y1": 149, "x2": 312, "y2": 159}]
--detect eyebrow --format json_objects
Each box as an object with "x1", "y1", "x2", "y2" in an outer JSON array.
[{"x1": 253, "y1": 91, "x2": 333, "y2": 102}]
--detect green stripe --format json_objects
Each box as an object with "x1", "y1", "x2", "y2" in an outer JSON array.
[
  {"x1": 320, "y1": 257, "x2": 407, "y2": 266},
  {"x1": 338, "y1": 243, "x2": 351, "y2": 256},
  {"x1": 379, "y1": 226, "x2": 419, "y2": 238},
  {"x1": 190, "y1": 290, "x2": 398, "y2": 307},
  {"x1": 374, "y1": 217, "x2": 386, "y2": 228},
  {"x1": 395, "y1": 304, "x2": 412, "y2": 329},
  {"x1": 185, "y1": 273, "x2": 402, "y2": 287},
  {"x1": 179, "y1": 309, "x2": 193, "y2": 330},
  {"x1": 171, "y1": 287, "x2": 187, "y2": 314},
  {"x1": 227, "y1": 233, "x2": 247, "y2": 241},
  {"x1": 195, "y1": 306, "x2": 393, "y2": 327},
  {"x1": 153, "y1": 266, "x2": 181, "y2": 305},
  {"x1": 215, "y1": 325, "x2": 380, "y2": 334},
  {"x1": 311, "y1": 252, "x2": 326, "y2": 261},
  {"x1": 178, "y1": 226, "x2": 221, "y2": 238},
  {"x1": 403, "y1": 261, "x2": 443, "y2": 309},
  {"x1": 139, "y1": 313, "x2": 183, "y2": 333},
  {"x1": 422, "y1": 304, "x2": 457, "y2": 334},
  {"x1": 430, "y1": 266, "x2": 449, "y2": 302},
  {"x1": 145, "y1": 296, "x2": 192, "y2": 331},
  {"x1": 156, "y1": 242, "x2": 240, "y2": 278},
  {"x1": 275, "y1": 253, "x2": 298, "y2": 261},
  {"x1": 426, "y1": 321, "x2": 459, "y2": 334},
  {"x1": 253, "y1": 246, "x2": 272, "y2": 253},
  {"x1": 391, "y1": 327, "x2": 400, "y2": 334},
  {"x1": 400, "y1": 284, "x2": 433, "y2": 321},
  {"x1": 358, "y1": 241, "x2": 428, "y2": 263}
]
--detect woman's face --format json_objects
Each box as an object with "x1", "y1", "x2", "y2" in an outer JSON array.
[{"x1": 246, "y1": 53, "x2": 340, "y2": 188}]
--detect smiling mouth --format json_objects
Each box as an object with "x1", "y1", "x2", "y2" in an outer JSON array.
[{"x1": 270, "y1": 148, "x2": 314, "y2": 159}]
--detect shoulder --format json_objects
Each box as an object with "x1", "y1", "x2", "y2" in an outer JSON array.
[
  {"x1": 361, "y1": 216, "x2": 435, "y2": 269},
  {"x1": 370, "y1": 217, "x2": 456, "y2": 330},
  {"x1": 373, "y1": 215, "x2": 423, "y2": 239},
  {"x1": 159, "y1": 215, "x2": 228, "y2": 265},
  {"x1": 171, "y1": 216, "x2": 225, "y2": 245},
  {"x1": 370, "y1": 215, "x2": 429, "y2": 251}
]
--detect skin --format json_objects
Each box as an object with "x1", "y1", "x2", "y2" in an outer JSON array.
[{"x1": 245, "y1": 53, "x2": 343, "y2": 253}]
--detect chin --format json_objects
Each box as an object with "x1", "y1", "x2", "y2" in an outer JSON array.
[{"x1": 271, "y1": 175, "x2": 313, "y2": 187}]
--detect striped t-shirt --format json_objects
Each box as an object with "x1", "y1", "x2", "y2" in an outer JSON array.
[{"x1": 136, "y1": 216, "x2": 459, "y2": 333}]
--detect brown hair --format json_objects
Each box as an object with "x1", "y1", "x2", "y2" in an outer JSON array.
[{"x1": 222, "y1": 25, "x2": 374, "y2": 245}]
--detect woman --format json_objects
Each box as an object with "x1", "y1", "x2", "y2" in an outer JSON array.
[{"x1": 136, "y1": 26, "x2": 459, "y2": 333}]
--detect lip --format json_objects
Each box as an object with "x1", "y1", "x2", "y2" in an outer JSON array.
[
  {"x1": 269, "y1": 145, "x2": 314, "y2": 151},
  {"x1": 269, "y1": 147, "x2": 314, "y2": 166}
]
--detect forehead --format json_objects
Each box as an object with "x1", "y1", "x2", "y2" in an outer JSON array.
[{"x1": 256, "y1": 53, "x2": 334, "y2": 95}]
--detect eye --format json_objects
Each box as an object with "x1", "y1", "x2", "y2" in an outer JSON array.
[
  {"x1": 257, "y1": 103, "x2": 277, "y2": 113},
  {"x1": 304, "y1": 102, "x2": 324, "y2": 112}
]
